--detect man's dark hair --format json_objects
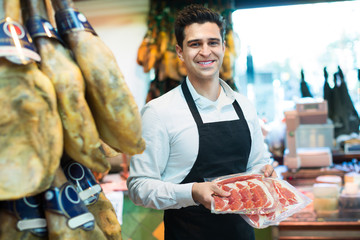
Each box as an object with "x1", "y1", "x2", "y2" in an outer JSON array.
[{"x1": 174, "y1": 4, "x2": 226, "y2": 48}]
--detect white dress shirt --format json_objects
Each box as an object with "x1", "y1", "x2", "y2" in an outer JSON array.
[{"x1": 127, "y1": 78, "x2": 270, "y2": 210}]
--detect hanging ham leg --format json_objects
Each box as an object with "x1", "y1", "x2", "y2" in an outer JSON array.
[
  {"x1": 23, "y1": 0, "x2": 110, "y2": 173},
  {"x1": 44, "y1": 168, "x2": 107, "y2": 240},
  {"x1": 0, "y1": 0, "x2": 63, "y2": 200},
  {"x1": 61, "y1": 158, "x2": 122, "y2": 240},
  {"x1": 87, "y1": 193, "x2": 122, "y2": 240},
  {"x1": 51, "y1": 0, "x2": 145, "y2": 155},
  {"x1": 0, "y1": 209, "x2": 46, "y2": 240}
]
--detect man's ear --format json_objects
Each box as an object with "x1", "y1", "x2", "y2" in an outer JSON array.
[
  {"x1": 222, "y1": 40, "x2": 226, "y2": 51},
  {"x1": 175, "y1": 44, "x2": 184, "y2": 61}
]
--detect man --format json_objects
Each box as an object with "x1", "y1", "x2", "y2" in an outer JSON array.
[{"x1": 127, "y1": 4, "x2": 277, "y2": 240}]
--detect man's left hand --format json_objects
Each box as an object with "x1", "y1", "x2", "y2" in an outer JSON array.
[{"x1": 262, "y1": 164, "x2": 278, "y2": 178}]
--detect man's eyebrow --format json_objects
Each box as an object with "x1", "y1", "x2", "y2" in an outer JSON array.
[
  {"x1": 186, "y1": 38, "x2": 221, "y2": 44},
  {"x1": 187, "y1": 39, "x2": 200, "y2": 45},
  {"x1": 208, "y1": 38, "x2": 221, "y2": 42}
]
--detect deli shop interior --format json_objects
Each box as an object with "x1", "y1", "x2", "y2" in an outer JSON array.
[{"x1": 2, "y1": 0, "x2": 360, "y2": 239}]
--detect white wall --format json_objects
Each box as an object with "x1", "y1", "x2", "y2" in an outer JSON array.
[{"x1": 75, "y1": 0, "x2": 151, "y2": 109}]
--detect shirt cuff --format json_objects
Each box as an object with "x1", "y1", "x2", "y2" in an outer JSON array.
[{"x1": 174, "y1": 182, "x2": 198, "y2": 207}]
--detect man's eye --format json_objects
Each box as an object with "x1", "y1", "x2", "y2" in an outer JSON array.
[
  {"x1": 209, "y1": 41, "x2": 219, "y2": 46},
  {"x1": 190, "y1": 43, "x2": 200, "y2": 47}
]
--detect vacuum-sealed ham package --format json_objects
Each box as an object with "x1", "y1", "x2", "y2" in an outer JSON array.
[
  {"x1": 210, "y1": 173, "x2": 312, "y2": 228},
  {"x1": 212, "y1": 174, "x2": 279, "y2": 215}
]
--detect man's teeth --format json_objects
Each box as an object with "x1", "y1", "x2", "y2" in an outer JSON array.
[{"x1": 200, "y1": 61, "x2": 213, "y2": 65}]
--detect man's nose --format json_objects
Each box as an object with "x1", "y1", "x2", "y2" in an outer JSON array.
[{"x1": 199, "y1": 44, "x2": 211, "y2": 56}]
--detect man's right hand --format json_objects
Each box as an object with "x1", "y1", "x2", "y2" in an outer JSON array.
[{"x1": 192, "y1": 182, "x2": 230, "y2": 210}]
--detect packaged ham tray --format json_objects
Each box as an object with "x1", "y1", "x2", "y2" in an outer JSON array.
[{"x1": 210, "y1": 173, "x2": 312, "y2": 228}]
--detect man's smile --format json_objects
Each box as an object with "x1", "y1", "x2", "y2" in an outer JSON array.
[{"x1": 197, "y1": 60, "x2": 216, "y2": 66}]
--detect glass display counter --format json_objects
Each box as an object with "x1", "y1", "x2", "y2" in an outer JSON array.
[
  {"x1": 272, "y1": 167, "x2": 360, "y2": 240},
  {"x1": 272, "y1": 220, "x2": 360, "y2": 240}
]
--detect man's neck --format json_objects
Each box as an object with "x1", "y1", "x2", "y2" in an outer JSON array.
[{"x1": 188, "y1": 76, "x2": 221, "y2": 101}]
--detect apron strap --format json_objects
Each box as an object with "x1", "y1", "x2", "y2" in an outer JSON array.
[
  {"x1": 181, "y1": 81, "x2": 203, "y2": 126},
  {"x1": 233, "y1": 100, "x2": 246, "y2": 121}
]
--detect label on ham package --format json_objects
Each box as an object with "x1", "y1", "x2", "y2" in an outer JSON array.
[
  {"x1": 1, "y1": 195, "x2": 47, "y2": 237},
  {"x1": 55, "y1": 8, "x2": 97, "y2": 36},
  {"x1": 0, "y1": 17, "x2": 41, "y2": 64},
  {"x1": 25, "y1": 17, "x2": 63, "y2": 43},
  {"x1": 63, "y1": 161, "x2": 102, "y2": 205},
  {"x1": 44, "y1": 182, "x2": 95, "y2": 231}
]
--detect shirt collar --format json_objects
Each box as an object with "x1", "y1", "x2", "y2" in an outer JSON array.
[{"x1": 185, "y1": 77, "x2": 235, "y2": 110}]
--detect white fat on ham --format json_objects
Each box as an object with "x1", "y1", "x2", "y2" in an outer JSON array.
[
  {"x1": 247, "y1": 179, "x2": 276, "y2": 209},
  {"x1": 213, "y1": 177, "x2": 277, "y2": 214},
  {"x1": 271, "y1": 179, "x2": 301, "y2": 210}
]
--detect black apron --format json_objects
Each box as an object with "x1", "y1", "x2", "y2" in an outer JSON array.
[{"x1": 164, "y1": 81, "x2": 254, "y2": 240}]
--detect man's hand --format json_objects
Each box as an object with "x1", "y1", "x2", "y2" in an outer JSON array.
[
  {"x1": 262, "y1": 164, "x2": 278, "y2": 178},
  {"x1": 192, "y1": 182, "x2": 230, "y2": 210}
]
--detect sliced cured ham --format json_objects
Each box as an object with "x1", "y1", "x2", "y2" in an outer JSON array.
[
  {"x1": 241, "y1": 177, "x2": 311, "y2": 229},
  {"x1": 212, "y1": 175, "x2": 277, "y2": 214},
  {"x1": 211, "y1": 173, "x2": 311, "y2": 228},
  {"x1": 236, "y1": 182, "x2": 253, "y2": 209},
  {"x1": 244, "y1": 207, "x2": 281, "y2": 228},
  {"x1": 272, "y1": 179, "x2": 299, "y2": 207},
  {"x1": 215, "y1": 174, "x2": 263, "y2": 185}
]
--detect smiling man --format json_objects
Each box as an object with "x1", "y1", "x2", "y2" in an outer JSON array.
[
  {"x1": 176, "y1": 22, "x2": 225, "y2": 100},
  {"x1": 127, "y1": 4, "x2": 276, "y2": 240}
]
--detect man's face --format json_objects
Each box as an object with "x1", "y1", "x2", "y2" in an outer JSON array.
[{"x1": 176, "y1": 22, "x2": 225, "y2": 82}]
